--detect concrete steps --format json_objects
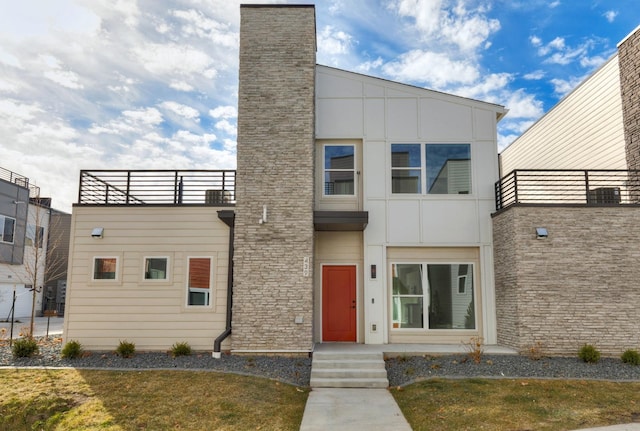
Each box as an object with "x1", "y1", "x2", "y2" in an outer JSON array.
[{"x1": 310, "y1": 350, "x2": 389, "y2": 388}]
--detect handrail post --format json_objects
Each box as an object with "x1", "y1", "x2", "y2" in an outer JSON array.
[
  {"x1": 126, "y1": 171, "x2": 131, "y2": 204},
  {"x1": 513, "y1": 170, "x2": 518, "y2": 204},
  {"x1": 584, "y1": 170, "x2": 590, "y2": 204},
  {"x1": 174, "y1": 172, "x2": 179, "y2": 204}
]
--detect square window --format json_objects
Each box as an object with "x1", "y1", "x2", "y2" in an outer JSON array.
[
  {"x1": 93, "y1": 257, "x2": 117, "y2": 280},
  {"x1": 426, "y1": 144, "x2": 471, "y2": 194},
  {"x1": 187, "y1": 257, "x2": 211, "y2": 306},
  {"x1": 391, "y1": 144, "x2": 421, "y2": 194},
  {"x1": 144, "y1": 257, "x2": 168, "y2": 280}
]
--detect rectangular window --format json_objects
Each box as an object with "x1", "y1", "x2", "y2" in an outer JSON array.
[
  {"x1": 187, "y1": 257, "x2": 211, "y2": 306},
  {"x1": 26, "y1": 225, "x2": 45, "y2": 248},
  {"x1": 391, "y1": 143, "x2": 471, "y2": 194},
  {"x1": 144, "y1": 257, "x2": 168, "y2": 280},
  {"x1": 324, "y1": 144, "x2": 355, "y2": 195},
  {"x1": 392, "y1": 262, "x2": 475, "y2": 330},
  {"x1": 0, "y1": 215, "x2": 16, "y2": 244},
  {"x1": 426, "y1": 144, "x2": 471, "y2": 194},
  {"x1": 93, "y1": 257, "x2": 117, "y2": 280},
  {"x1": 391, "y1": 144, "x2": 421, "y2": 194}
]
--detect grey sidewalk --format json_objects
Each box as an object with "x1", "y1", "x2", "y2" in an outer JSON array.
[
  {"x1": 0, "y1": 315, "x2": 64, "y2": 338},
  {"x1": 299, "y1": 388, "x2": 411, "y2": 431}
]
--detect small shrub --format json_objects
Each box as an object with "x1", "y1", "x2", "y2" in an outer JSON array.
[
  {"x1": 463, "y1": 336, "x2": 485, "y2": 364},
  {"x1": 621, "y1": 349, "x2": 640, "y2": 366},
  {"x1": 578, "y1": 344, "x2": 601, "y2": 363},
  {"x1": 12, "y1": 337, "x2": 39, "y2": 358},
  {"x1": 523, "y1": 341, "x2": 546, "y2": 361},
  {"x1": 61, "y1": 340, "x2": 83, "y2": 359},
  {"x1": 171, "y1": 341, "x2": 192, "y2": 357},
  {"x1": 116, "y1": 340, "x2": 136, "y2": 358}
]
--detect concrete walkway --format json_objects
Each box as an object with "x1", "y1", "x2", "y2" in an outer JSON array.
[{"x1": 299, "y1": 388, "x2": 411, "y2": 431}]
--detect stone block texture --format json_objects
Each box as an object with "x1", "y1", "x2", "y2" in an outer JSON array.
[
  {"x1": 232, "y1": 5, "x2": 316, "y2": 352},
  {"x1": 493, "y1": 206, "x2": 640, "y2": 355},
  {"x1": 620, "y1": 27, "x2": 640, "y2": 171}
]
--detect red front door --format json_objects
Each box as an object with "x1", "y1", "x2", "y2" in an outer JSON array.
[{"x1": 322, "y1": 265, "x2": 356, "y2": 342}]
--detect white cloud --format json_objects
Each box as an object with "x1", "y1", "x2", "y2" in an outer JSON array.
[
  {"x1": 580, "y1": 55, "x2": 607, "y2": 68},
  {"x1": 171, "y1": 9, "x2": 238, "y2": 47},
  {"x1": 503, "y1": 89, "x2": 544, "y2": 119},
  {"x1": 604, "y1": 10, "x2": 618, "y2": 23},
  {"x1": 523, "y1": 70, "x2": 545, "y2": 80},
  {"x1": 209, "y1": 105, "x2": 237, "y2": 119},
  {"x1": 382, "y1": 50, "x2": 479, "y2": 87},
  {"x1": 215, "y1": 119, "x2": 237, "y2": 136},
  {"x1": 530, "y1": 35, "x2": 542, "y2": 47},
  {"x1": 159, "y1": 101, "x2": 200, "y2": 121},
  {"x1": 440, "y1": 9, "x2": 500, "y2": 52},
  {"x1": 113, "y1": 0, "x2": 140, "y2": 27},
  {"x1": 134, "y1": 43, "x2": 217, "y2": 79},
  {"x1": 550, "y1": 76, "x2": 585, "y2": 97},
  {"x1": 44, "y1": 69, "x2": 83, "y2": 89},
  {"x1": 356, "y1": 57, "x2": 384, "y2": 73},
  {"x1": 395, "y1": 0, "x2": 442, "y2": 35},
  {"x1": 318, "y1": 25, "x2": 354, "y2": 56},
  {"x1": 170, "y1": 81, "x2": 194, "y2": 92},
  {"x1": 549, "y1": 1, "x2": 561, "y2": 8}
]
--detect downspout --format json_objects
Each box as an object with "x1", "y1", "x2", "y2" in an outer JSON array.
[{"x1": 213, "y1": 210, "x2": 234, "y2": 358}]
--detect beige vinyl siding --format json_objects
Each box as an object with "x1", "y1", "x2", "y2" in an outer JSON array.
[
  {"x1": 64, "y1": 206, "x2": 231, "y2": 351},
  {"x1": 387, "y1": 246, "x2": 482, "y2": 344},
  {"x1": 501, "y1": 55, "x2": 626, "y2": 174},
  {"x1": 314, "y1": 231, "x2": 364, "y2": 342}
]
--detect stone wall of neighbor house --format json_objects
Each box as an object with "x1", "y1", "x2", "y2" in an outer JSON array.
[
  {"x1": 232, "y1": 5, "x2": 316, "y2": 352},
  {"x1": 619, "y1": 26, "x2": 640, "y2": 171},
  {"x1": 493, "y1": 206, "x2": 640, "y2": 356}
]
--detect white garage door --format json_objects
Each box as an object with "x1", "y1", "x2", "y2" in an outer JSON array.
[{"x1": 0, "y1": 284, "x2": 32, "y2": 319}]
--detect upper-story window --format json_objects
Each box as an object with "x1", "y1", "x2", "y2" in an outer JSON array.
[
  {"x1": 392, "y1": 143, "x2": 471, "y2": 195},
  {"x1": 324, "y1": 144, "x2": 355, "y2": 196},
  {"x1": 0, "y1": 215, "x2": 16, "y2": 244}
]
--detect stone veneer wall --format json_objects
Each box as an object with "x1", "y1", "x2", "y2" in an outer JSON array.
[
  {"x1": 493, "y1": 206, "x2": 640, "y2": 355},
  {"x1": 619, "y1": 26, "x2": 640, "y2": 171},
  {"x1": 232, "y1": 5, "x2": 316, "y2": 352}
]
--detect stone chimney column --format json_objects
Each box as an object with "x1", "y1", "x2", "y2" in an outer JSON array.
[
  {"x1": 619, "y1": 26, "x2": 640, "y2": 171},
  {"x1": 232, "y1": 5, "x2": 316, "y2": 353}
]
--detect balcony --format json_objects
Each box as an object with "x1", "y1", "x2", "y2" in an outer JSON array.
[
  {"x1": 495, "y1": 169, "x2": 640, "y2": 211},
  {"x1": 78, "y1": 170, "x2": 236, "y2": 206}
]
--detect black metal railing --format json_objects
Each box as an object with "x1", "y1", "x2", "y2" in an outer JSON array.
[
  {"x1": 495, "y1": 169, "x2": 640, "y2": 210},
  {"x1": 0, "y1": 166, "x2": 41, "y2": 197},
  {"x1": 78, "y1": 170, "x2": 236, "y2": 206}
]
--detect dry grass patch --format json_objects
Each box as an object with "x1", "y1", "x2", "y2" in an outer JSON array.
[
  {"x1": 392, "y1": 378, "x2": 640, "y2": 431},
  {"x1": 0, "y1": 369, "x2": 308, "y2": 430}
]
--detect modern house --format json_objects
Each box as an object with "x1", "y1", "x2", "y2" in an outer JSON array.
[
  {"x1": 63, "y1": 4, "x2": 508, "y2": 355},
  {"x1": 0, "y1": 167, "x2": 62, "y2": 322},
  {"x1": 493, "y1": 25, "x2": 640, "y2": 355}
]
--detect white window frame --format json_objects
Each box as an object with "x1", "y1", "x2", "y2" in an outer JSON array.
[
  {"x1": 390, "y1": 143, "x2": 472, "y2": 195},
  {"x1": 323, "y1": 143, "x2": 356, "y2": 197},
  {"x1": 0, "y1": 215, "x2": 16, "y2": 244},
  {"x1": 390, "y1": 261, "x2": 476, "y2": 331},
  {"x1": 92, "y1": 256, "x2": 119, "y2": 281},
  {"x1": 186, "y1": 256, "x2": 213, "y2": 308},
  {"x1": 142, "y1": 256, "x2": 170, "y2": 281}
]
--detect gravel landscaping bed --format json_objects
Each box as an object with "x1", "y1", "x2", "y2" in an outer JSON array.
[
  {"x1": 386, "y1": 353, "x2": 640, "y2": 387},
  {"x1": 3, "y1": 337, "x2": 640, "y2": 387},
  {"x1": 0, "y1": 337, "x2": 312, "y2": 387}
]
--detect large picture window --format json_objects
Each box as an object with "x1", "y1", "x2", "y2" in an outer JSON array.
[
  {"x1": 392, "y1": 262, "x2": 475, "y2": 330},
  {"x1": 0, "y1": 215, "x2": 16, "y2": 244},
  {"x1": 187, "y1": 257, "x2": 212, "y2": 306},
  {"x1": 391, "y1": 143, "x2": 471, "y2": 195},
  {"x1": 93, "y1": 257, "x2": 117, "y2": 280},
  {"x1": 324, "y1": 144, "x2": 355, "y2": 195}
]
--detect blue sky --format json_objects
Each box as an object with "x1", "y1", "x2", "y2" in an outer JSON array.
[{"x1": 1, "y1": 0, "x2": 639, "y2": 211}]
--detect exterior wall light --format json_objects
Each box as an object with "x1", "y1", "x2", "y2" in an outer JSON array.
[
  {"x1": 535, "y1": 227, "x2": 548, "y2": 239},
  {"x1": 91, "y1": 227, "x2": 104, "y2": 238}
]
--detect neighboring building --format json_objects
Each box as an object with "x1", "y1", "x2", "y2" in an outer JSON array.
[
  {"x1": 493, "y1": 25, "x2": 640, "y2": 355},
  {"x1": 0, "y1": 167, "x2": 61, "y2": 320},
  {"x1": 63, "y1": 4, "x2": 507, "y2": 354}
]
